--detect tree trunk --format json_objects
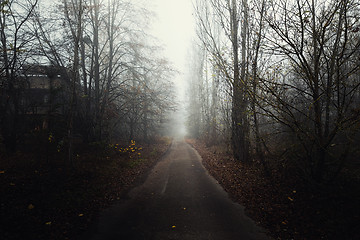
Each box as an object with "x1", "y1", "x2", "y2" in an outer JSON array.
[{"x1": 231, "y1": 0, "x2": 249, "y2": 163}]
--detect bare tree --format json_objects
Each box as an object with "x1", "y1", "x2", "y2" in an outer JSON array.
[
  {"x1": 260, "y1": 0, "x2": 360, "y2": 182},
  {"x1": 0, "y1": 0, "x2": 38, "y2": 153},
  {"x1": 194, "y1": 0, "x2": 251, "y2": 162}
]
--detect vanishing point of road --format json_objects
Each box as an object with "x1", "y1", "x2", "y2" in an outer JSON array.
[{"x1": 84, "y1": 138, "x2": 270, "y2": 240}]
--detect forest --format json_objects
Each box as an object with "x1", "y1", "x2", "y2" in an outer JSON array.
[
  {"x1": 1, "y1": 0, "x2": 176, "y2": 239},
  {"x1": 1, "y1": 0, "x2": 360, "y2": 239},
  {"x1": 187, "y1": 0, "x2": 360, "y2": 184},
  {"x1": 185, "y1": 0, "x2": 360, "y2": 238},
  {"x1": 0, "y1": 0, "x2": 176, "y2": 156}
]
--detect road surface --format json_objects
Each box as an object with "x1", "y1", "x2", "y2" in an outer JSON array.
[{"x1": 85, "y1": 139, "x2": 270, "y2": 240}]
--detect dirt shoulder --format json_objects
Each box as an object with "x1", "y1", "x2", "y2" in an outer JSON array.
[
  {"x1": 0, "y1": 138, "x2": 171, "y2": 240},
  {"x1": 186, "y1": 138, "x2": 360, "y2": 240}
]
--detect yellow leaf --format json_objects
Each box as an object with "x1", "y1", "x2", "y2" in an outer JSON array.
[
  {"x1": 293, "y1": 190, "x2": 296, "y2": 193},
  {"x1": 171, "y1": 225, "x2": 176, "y2": 229},
  {"x1": 45, "y1": 222, "x2": 52, "y2": 225},
  {"x1": 78, "y1": 213, "x2": 84, "y2": 217},
  {"x1": 288, "y1": 197, "x2": 294, "y2": 201},
  {"x1": 281, "y1": 221, "x2": 287, "y2": 225},
  {"x1": 28, "y1": 204, "x2": 35, "y2": 210}
]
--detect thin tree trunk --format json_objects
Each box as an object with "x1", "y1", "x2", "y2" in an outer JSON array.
[{"x1": 251, "y1": 0, "x2": 270, "y2": 176}]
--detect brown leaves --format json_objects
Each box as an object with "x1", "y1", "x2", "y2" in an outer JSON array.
[
  {"x1": 186, "y1": 138, "x2": 343, "y2": 240},
  {"x1": 1, "y1": 138, "x2": 171, "y2": 240}
]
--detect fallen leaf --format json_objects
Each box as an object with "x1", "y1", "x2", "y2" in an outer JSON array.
[
  {"x1": 78, "y1": 213, "x2": 84, "y2": 217},
  {"x1": 171, "y1": 225, "x2": 176, "y2": 229},
  {"x1": 10, "y1": 183, "x2": 15, "y2": 186},
  {"x1": 45, "y1": 221, "x2": 52, "y2": 225},
  {"x1": 0, "y1": 170, "x2": 5, "y2": 174},
  {"x1": 28, "y1": 204, "x2": 35, "y2": 210}
]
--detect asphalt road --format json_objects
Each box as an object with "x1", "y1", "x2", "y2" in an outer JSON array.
[{"x1": 85, "y1": 139, "x2": 270, "y2": 240}]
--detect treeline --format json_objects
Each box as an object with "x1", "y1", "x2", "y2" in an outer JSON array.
[
  {"x1": 0, "y1": 0, "x2": 175, "y2": 155},
  {"x1": 187, "y1": 0, "x2": 360, "y2": 184}
]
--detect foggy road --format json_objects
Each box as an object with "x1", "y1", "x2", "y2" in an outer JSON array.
[{"x1": 84, "y1": 138, "x2": 270, "y2": 240}]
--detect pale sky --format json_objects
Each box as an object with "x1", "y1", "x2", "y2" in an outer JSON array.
[
  {"x1": 148, "y1": 0, "x2": 195, "y2": 135},
  {"x1": 150, "y1": 0, "x2": 195, "y2": 72},
  {"x1": 149, "y1": 0, "x2": 196, "y2": 102}
]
